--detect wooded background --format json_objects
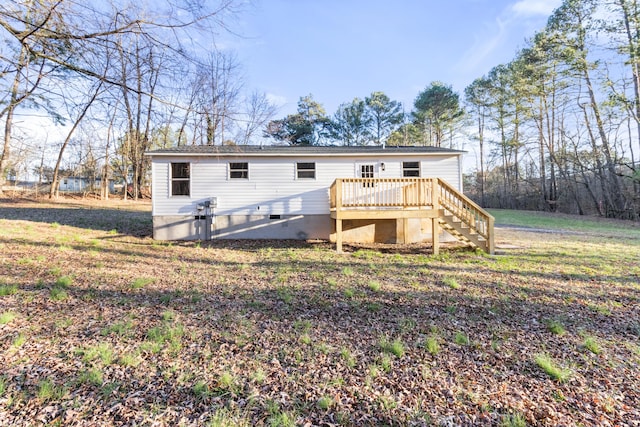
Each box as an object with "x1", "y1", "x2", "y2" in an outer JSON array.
[{"x1": 1, "y1": 0, "x2": 639, "y2": 220}]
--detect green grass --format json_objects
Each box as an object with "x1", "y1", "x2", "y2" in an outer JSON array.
[
  {"x1": 192, "y1": 380, "x2": 210, "y2": 399},
  {"x1": 367, "y1": 280, "x2": 382, "y2": 292},
  {"x1": 293, "y1": 319, "x2": 312, "y2": 333},
  {"x1": 0, "y1": 311, "x2": 16, "y2": 325},
  {"x1": 101, "y1": 320, "x2": 134, "y2": 337},
  {"x1": 37, "y1": 379, "x2": 66, "y2": 402},
  {"x1": 500, "y1": 412, "x2": 527, "y2": 427},
  {"x1": 266, "y1": 404, "x2": 296, "y2": 427},
  {"x1": 0, "y1": 284, "x2": 18, "y2": 296},
  {"x1": 0, "y1": 376, "x2": 6, "y2": 397},
  {"x1": 77, "y1": 342, "x2": 114, "y2": 365},
  {"x1": 49, "y1": 286, "x2": 68, "y2": 301},
  {"x1": 340, "y1": 347, "x2": 357, "y2": 368},
  {"x1": 534, "y1": 353, "x2": 571, "y2": 382},
  {"x1": 217, "y1": 371, "x2": 237, "y2": 392},
  {"x1": 252, "y1": 368, "x2": 266, "y2": 384},
  {"x1": 275, "y1": 286, "x2": 293, "y2": 304},
  {"x1": 118, "y1": 351, "x2": 142, "y2": 368},
  {"x1": 55, "y1": 276, "x2": 73, "y2": 288},
  {"x1": 131, "y1": 277, "x2": 154, "y2": 289},
  {"x1": 454, "y1": 331, "x2": 470, "y2": 346},
  {"x1": 147, "y1": 323, "x2": 184, "y2": 350},
  {"x1": 490, "y1": 209, "x2": 640, "y2": 238},
  {"x1": 545, "y1": 319, "x2": 566, "y2": 335},
  {"x1": 443, "y1": 276, "x2": 460, "y2": 289},
  {"x1": 425, "y1": 335, "x2": 440, "y2": 355},
  {"x1": 12, "y1": 333, "x2": 26, "y2": 348},
  {"x1": 78, "y1": 368, "x2": 104, "y2": 386},
  {"x1": 208, "y1": 407, "x2": 251, "y2": 427},
  {"x1": 341, "y1": 266, "x2": 355, "y2": 276},
  {"x1": 379, "y1": 337, "x2": 405, "y2": 358},
  {"x1": 316, "y1": 395, "x2": 333, "y2": 410},
  {"x1": 583, "y1": 336, "x2": 602, "y2": 355}
]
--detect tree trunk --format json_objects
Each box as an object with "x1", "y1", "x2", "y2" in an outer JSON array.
[
  {"x1": 0, "y1": 49, "x2": 26, "y2": 197},
  {"x1": 49, "y1": 82, "x2": 102, "y2": 199}
]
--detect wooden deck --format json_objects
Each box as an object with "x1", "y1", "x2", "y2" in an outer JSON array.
[{"x1": 329, "y1": 178, "x2": 495, "y2": 254}]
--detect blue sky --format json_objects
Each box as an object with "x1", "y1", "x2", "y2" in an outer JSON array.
[{"x1": 232, "y1": 0, "x2": 562, "y2": 116}]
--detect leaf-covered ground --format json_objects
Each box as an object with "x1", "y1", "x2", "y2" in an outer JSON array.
[{"x1": 0, "y1": 198, "x2": 639, "y2": 426}]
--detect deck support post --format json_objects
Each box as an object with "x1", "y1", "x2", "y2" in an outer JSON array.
[
  {"x1": 432, "y1": 179, "x2": 440, "y2": 255},
  {"x1": 336, "y1": 218, "x2": 343, "y2": 253},
  {"x1": 487, "y1": 216, "x2": 495, "y2": 255},
  {"x1": 334, "y1": 179, "x2": 343, "y2": 253},
  {"x1": 432, "y1": 217, "x2": 439, "y2": 255},
  {"x1": 402, "y1": 218, "x2": 409, "y2": 244}
]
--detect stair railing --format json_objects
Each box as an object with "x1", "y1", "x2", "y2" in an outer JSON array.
[{"x1": 437, "y1": 178, "x2": 494, "y2": 254}]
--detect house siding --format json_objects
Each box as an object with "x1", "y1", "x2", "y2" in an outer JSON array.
[
  {"x1": 149, "y1": 150, "x2": 462, "y2": 241},
  {"x1": 152, "y1": 155, "x2": 461, "y2": 217}
]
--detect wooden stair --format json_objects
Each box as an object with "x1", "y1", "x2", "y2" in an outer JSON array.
[
  {"x1": 436, "y1": 179, "x2": 495, "y2": 254},
  {"x1": 438, "y1": 214, "x2": 489, "y2": 252}
]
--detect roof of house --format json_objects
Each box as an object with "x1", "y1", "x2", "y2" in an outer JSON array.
[{"x1": 146, "y1": 145, "x2": 465, "y2": 157}]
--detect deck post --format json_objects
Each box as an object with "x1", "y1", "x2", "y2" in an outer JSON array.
[
  {"x1": 403, "y1": 218, "x2": 409, "y2": 244},
  {"x1": 432, "y1": 179, "x2": 440, "y2": 255},
  {"x1": 432, "y1": 218, "x2": 439, "y2": 255},
  {"x1": 487, "y1": 216, "x2": 495, "y2": 255},
  {"x1": 335, "y1": 179, "x2": 343, "y2": 253}
]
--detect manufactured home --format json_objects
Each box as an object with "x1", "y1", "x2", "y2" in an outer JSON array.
[
  {"x1": 145, "y1": 145, "x2": 494, "y2": 253},
  {"x1": 58, "y1": 176, "x2": 116, "y2": 193}
]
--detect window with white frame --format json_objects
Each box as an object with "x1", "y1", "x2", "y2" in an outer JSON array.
[
  {"x1": 361, "y1": 164, "x2": 374, "y2": 178},
  {"x1": 402, "y1": 161, "x2": 420, "y2": 177},
  {"x1": 170, "y1": 162, "x2": 190, "y2": 196},
  {"x1": 296, "y1": 162, "x2": 316, "y2": 179},
  {"x1": 229, "y1": 162, "x2": 249, "y2": 179},
  {"x1": 361, "y1": 164, "x2": 375, "y2": 187}
]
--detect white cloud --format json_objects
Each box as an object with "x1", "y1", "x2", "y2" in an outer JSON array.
[
  {"x1": 456, "y1": 18, "x2": 508, "y2": 73},
  {"x1": 511, "y1": 0, "x2": 562, "y2": 17},
  {"x1": 456, "y1": 0, "x2": 561, "y2": 74}
]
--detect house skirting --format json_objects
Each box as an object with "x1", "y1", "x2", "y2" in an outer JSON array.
[
  {"x1": 153, "y1": 214, "x2": 452, "y2": 244},
  {"x1": 153, "y1": 214, "x2": 331, "y2": 241}
]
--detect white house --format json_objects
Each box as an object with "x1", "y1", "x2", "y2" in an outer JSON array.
[
  {"x1": 58, "y1": 177, "x2": 116, "y2": 193},
  {"x1": 145, "y1": 145, "x2": 494, "y2": 253}
]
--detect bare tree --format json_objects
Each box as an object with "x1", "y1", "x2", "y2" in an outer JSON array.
[
  {"x1": 1, "y1": 0, "x2": 243, "y2": 196},
  {"x1": 237, "y1": 91, "x2": 278, "y2": 145}
]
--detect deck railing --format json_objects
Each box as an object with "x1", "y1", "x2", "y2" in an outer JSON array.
[{"x1": 329, "y1": 178, "x2": 435, "y2": 209}]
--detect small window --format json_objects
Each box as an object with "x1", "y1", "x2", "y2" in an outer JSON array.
[
  {"x1": 171, "y1": 162, "x2": 190, "y2": 196},
  {"x1": 361, "y1": 164, "x2": 375, "y2": 187},
  {"x1": 361, "y1": 164, "x2": 374, "y2": 178},
  {"x1": 402, "y1": 161, "x2": 420, "y2": 177},
  {"x1": 296, "y1": 162, "x2": 316, "y2": 179},
  {"x1": 229, "y1": 162, "x2": 248, "y2": 179}
]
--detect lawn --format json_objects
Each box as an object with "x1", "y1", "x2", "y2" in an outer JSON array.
[{"x1": 0, "y1": 199, "x2": 638, "y2": 426}]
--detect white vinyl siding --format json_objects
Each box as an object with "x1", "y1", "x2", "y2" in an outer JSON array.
[{"x1": 151, "y1": 154, "x2": 462, "y2": 216}]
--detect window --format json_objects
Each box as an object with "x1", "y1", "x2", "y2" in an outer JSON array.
[
  {"x1": 229, "y1": 162, "x2": 248, "y2": 179},
  {"x1": 402, "y1": 161, "x2": 420, "y2": 177},
  {"x1": 296, "y1": 162, "x2": 316, "y2": 179},
  {"x1": 171, "y1": 162, "x2": 190, "y2": 196},
  {"x1": 361, "y1": 164, "x2": 375, "y2": 187},
  {"x1": 361, "y1": 164, "x2": 374, "y2": 178}
]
